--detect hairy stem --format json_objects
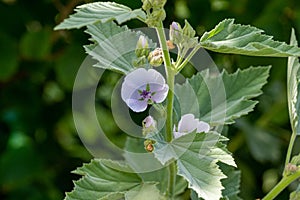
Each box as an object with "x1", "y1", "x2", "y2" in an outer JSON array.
[
  {"x1": 262, "y1": 170, "x2": 300, "y2": 200},
  {"x1": 285, "y1": 133, "x2": 297, "y2": 166},
  {"x1": 176, "y1": 45, "x2": 201, "y2": 72},
  {"x1": 156, "y1": 22, "x2": 176, "y2": 199}
]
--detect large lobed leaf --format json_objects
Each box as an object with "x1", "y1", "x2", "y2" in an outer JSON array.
[
  {"x1": 54, "y1": 2, "x2": 146, "y2": 30},
  {"x1": 149, "y1": 131, "x2": 235, "y2": 200},
  {"x1": 200, "y1": 19, "x2": 300, "y2": 57},
  {"x1": 175, "y1": 66, "x2": 271, "y2": 125},
  {"x1": 84, "y1": 21, "x2": 156, "y2": 74},
  {"x1": 65, "y1": 159, "x2": 162, "y2": 200},
  {"x1": 287, "y1": 29, "x2": 300, "y2": 135}
]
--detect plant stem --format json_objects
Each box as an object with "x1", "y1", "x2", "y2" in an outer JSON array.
[
  {"x1": 262, "y1": 170, "x2": 300, "y2": 200},
  {"x1": 285, "y1": 132, "x2": 297, "y2": 166},
  {"x1": 156, "y1": 22, "x2": 176, "y2": 199},
  {"x1": 175, "y1": 45, "x2": 201, "y2": 71}
]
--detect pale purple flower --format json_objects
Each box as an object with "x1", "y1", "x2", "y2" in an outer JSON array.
[
  {"x1": 142, "y1": 116, "x2": 157, "y2": 135},
  {"x1": 173, "y1": 114, "x2": 210, "y2": 139},
  {"x1": 143, "y1": 116, "x2": 156, "y2": 128},
  {"x1": 121, "y1": 68, "x2": 169, "y2": 112}
]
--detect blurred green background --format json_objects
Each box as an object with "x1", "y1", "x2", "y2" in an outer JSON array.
[{"x1": 1, "y1": 0, "x2": 300, "y2": 199}]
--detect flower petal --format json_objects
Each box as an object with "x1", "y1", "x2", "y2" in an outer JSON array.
[
  {"x1": 173, "y1": 131, "x2": 185, "y2": 139},
  {"x1": 177, "y1": 114, "x2": 198, "y2": 133},
  {"x1": 197, "y1": 121, "x2": 210, "y2": 133},
  {"x1": 127, "y1": 99, "x2": 148, "y2": 112},
  {"x1": 151, "y1": 85, "x2": 169, "y2": 103},
  {"x1": 121, "y1": 68, "x2": 168, "y2": 112}
]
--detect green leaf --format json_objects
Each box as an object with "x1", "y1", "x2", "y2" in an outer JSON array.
[
  {"x1": 125, "y1": 183, "x2": 163, "y2": 200},
  {"x1": 236, "y1": 119, "x2": 281, "y2": 163},
  {"x1": 287, "y1": 29, "x2": 300, "y2": 135},
  {"x1": 54, "y1": 2, "x2": 146, "y2": 30},
  {"x1": 200, "y1": 19, "x2": 300, "y2": 57},
  {"x1": 65, "y1": 159, "x2": 158, "y2": 200},
  {"x1": 0, "y1": 33, "x2": 18, "y2": 81},
  {"x1": 84, "y1": 21, "x2": 156, "y2": 74},
  {"x1": 150, "y1": 131, "x2": 235, "y2": 200},
  {"x1": 220, "y1": 163, "x2": 241, "y2": 200},
  {"x1": 175, "y1": 66, "x2": 271, "y2": 125}
]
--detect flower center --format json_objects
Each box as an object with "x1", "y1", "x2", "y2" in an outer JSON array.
[{"x1": 140, "y1": 89, "x2": 151, "y2": 99}]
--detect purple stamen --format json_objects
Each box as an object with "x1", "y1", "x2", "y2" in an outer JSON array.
[{"x1": 140, "y1": 90, "x2": 151, "y2": 99}]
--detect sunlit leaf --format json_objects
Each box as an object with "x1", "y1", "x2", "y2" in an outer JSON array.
[
  {"x1": 65, "y1": 159, "x2": 160, "y2": 200},
  {"x1": 54, "y1": 2, "x2": 146, "y2": 30},
  {"x1": 200, "y1": 19, "x2": 300, "y2": 57},
  {"x1": 287, "y1": 29, "x2": 300, "y2": 135},
  {"x1": 149, "y1": 131, "x2": 235, "y2": 200},
  {"x1": 125, "y1": 183, "x2": 162, "y2": 200},
  {"x1": 84, "y1": 21, "x2": 156, "y2": 74},
  {"x1": 175, "y1": 66, "x2": 271, "y2": 125}
]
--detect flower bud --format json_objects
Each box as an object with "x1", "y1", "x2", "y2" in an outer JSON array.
[
  {"x1": 148, "y1": 48, "x2": 163, "y2": 67},
  {"x1": 151, "y1": 0, "x2": 167, "y2": 9},
  {"x1": 142, "y1": 116, "x2": 157, "y2": 135},
  {"x1": 141, "y1": 0, "x2": 152, "y2": 11},
  {"x1": 146, "y1": 9, "x2": 166, "y2": 27},
  {"x1": 284, "y1": 163, "x2": 299, "y2": 176},
  {"x1": 144, "y1": 139, "x2": 155, "y2": 152},
  {"x1": 169, "y1": 22, "x2": 183, "y2": 44},
  {"x1": 133, "y1": 56, "x2": 147, "y2": 67},
  {"x1": 135, "y1": 35, "x2": 149, "y2": 58}
]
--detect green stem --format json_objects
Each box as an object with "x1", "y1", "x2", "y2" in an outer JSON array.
[
  {"x1": 262, "y1": 170, "x2": 300, "y2": 200},
  {"x1": 285, "y1": 133, "x2": 297, "y2": 166},
  {"x1": 175, "y1": 45, "x2": 201, "y2": 72},
  {"x1": 156, "y1": 22, "x2": 176, "y2": 199}
]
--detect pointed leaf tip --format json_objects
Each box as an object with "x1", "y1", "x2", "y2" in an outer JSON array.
[
  {"x1": 54, "y1": 2, "x2": 146, "y2": 30},
  {"x1": 200, "y1": 19, "x2": 300, "y2": 57}
]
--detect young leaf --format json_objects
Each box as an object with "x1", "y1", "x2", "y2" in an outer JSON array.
[
  {"x1": 65, "y1": 159, "x2": 160, "y2": 200},
  {"x1": 84, "y1": 21, "x2": 156, "y2": 74},
  {"x1": 54, "y1": 2, "x2": 146, "y2": 30},
  {"x1": 149, "y1": 131, "x2": 235, "y2": 200},
  {"x1": 175, "y1": 66, "x2": 271, "y2": 125},
  {"x1": 200, "y1": 19, "x2": 300, "y2": 57},
  {"x1": 287, "y1": 29, "x2": 300, "y2": 135}
]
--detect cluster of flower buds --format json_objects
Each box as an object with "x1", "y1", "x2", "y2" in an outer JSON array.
[
  {"x1": 142, "y1": 116, "x2": 157, "y2": 152},
  {"x1": 148, "y1": 48, "x2": 163, "y2": 67},
  {"x1": 141, "y1": 0, "x2": 167, "y2": 27},
  {"x1": 133, "y1": 35, "x2": 150, "y2": 67},
  {"x1": 169, "y1": 20, "x2": 198, "y2": 49}
]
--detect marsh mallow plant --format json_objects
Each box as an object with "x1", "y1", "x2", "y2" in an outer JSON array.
[{"x1": 55, "y1": 0, "x2": 300, "y2": 199}]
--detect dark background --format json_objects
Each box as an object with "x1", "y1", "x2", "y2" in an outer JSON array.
[{"x1": 1, "y1": 0, "x2": 300, "y2": 199}]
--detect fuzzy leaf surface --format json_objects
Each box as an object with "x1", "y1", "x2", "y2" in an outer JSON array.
[
  {"x1": 200, "y1": 19, "x2": 300, "y2": 57},
  {"x1": 84, "y1": 21, "x2": 156, "y2": 74},
  {"x1": 175, "y1": 66, "x2": 271, "y2": 125},
  {"x1": 287, "y1": 29, "x2": 300, "y2": 135},
  {"x1": 54, "y1": 2, "x2": 145, "y2": 30},
  {"x1": 65, "y1": 159, "x2": 159, "y2": 200},
  {"x1": 150, "y1": 131, "x2": 235, "y2": 200}
]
